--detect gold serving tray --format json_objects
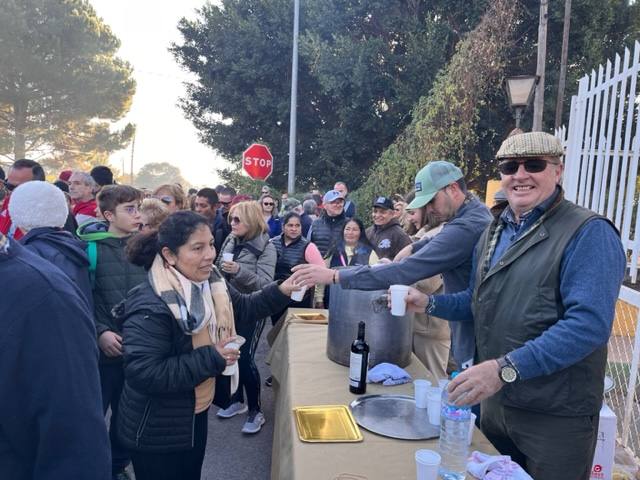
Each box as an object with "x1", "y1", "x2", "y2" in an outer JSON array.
[
  {"x1": 293, "y1": 405, "x2": 363, "y2": 443},
  {"x1": 290, "y1": 313, "x2": 328, "y2": 324}
]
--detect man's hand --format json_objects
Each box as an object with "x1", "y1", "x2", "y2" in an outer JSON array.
[
  {"x1": 98, "y1": 331, "x2": 123, "y2": 357},
  {"x1": 279, "y1": 275, "x2": 303, "y2": 296},
  {"x1": 403, "y1": 287, "x2": 430, "y2": 313},
  {"x1": 290, "y1": 263, "x2": 334, "y2": 287},
  {"x1": 393, "y1": 244, "x2": 413, "y2": 262},
  {"x1": 447, "y1": 360, "x2": 503, "y2": 406}
]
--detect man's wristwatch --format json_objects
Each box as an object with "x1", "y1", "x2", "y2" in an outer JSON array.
[{"x1": 497, "y1": 356, "x2": 518, "y2": 383}]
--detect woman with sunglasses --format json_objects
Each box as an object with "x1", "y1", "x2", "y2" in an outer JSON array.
[
  {"x1": 214, "y1": 200, "x2": 276, "y2": 434},
  {"x1": 259, "y1": 193, "x2": 281, "y2": 238},
  {"x1": 152, "y1": 184, "x2": 186, "y2": 213},
  {"x1": 115, "y1": 211, "x2": 297, "y2": 480}
]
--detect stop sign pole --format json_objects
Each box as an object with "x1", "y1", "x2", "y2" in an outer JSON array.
[
  {"x1": 242, "y1": 143, "x2": 274, "y2": 181},
  {"x1": 287, "y1": 0, "x2": 300, "y2": 194}
]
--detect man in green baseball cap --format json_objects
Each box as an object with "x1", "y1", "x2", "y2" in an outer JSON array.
[{"x1": 291, "y1": 159, "x2": 493, "y2": 372}]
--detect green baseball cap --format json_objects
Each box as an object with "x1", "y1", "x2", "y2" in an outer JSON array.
[{"x1": 407, "y1": 161, "x2": 463, "y2": 209}]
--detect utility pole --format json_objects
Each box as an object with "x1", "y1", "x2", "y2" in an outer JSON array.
[
  {"x1": 554, "y1": 0, "x2": 572, "y2": 130},
  {"x1": 287, "y1": 0, "x2": 300, "y2": 194},
  {"x1": 130, "y1": 131, "x2": 136, "y2": 185},
  {"x1": 532, "y1": 0, "x2": 549, "y2": 131}
]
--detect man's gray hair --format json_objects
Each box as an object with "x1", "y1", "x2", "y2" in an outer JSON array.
[
  {"x1": 71, "y1": 171, "x2": 98, "y2": 190},
  {"x1": 303, "y1": 198, "x2": 317, "y2": 215}
]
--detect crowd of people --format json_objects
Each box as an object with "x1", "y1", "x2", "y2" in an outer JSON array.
[{"x1": 0, "y1": 130, "x2": 627, "y2": 480}]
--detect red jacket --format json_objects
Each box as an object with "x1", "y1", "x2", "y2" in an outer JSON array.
[
  {"x1": 72, "y1": 199, "x2": 97, "y2": 218},
  {"x1": 0, "y1": 195, "x2": 23, "y2": 240}
]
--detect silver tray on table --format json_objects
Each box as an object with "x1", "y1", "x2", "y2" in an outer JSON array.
[{"x1": 349, "y1": 394, "x2": 440, "y2": 440}]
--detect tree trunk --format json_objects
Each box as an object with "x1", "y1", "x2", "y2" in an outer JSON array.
[
  {"x1": 532, "y1": 0, "x2": 549, "y2": 132},
  {"x1": 13, "y1": 100, "x2": 26, "y2": 160},
  {"x1": 555, "y1": 0, "x2": 572, "y2": 130}
]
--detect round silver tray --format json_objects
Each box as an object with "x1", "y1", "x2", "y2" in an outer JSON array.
[{"x1": 349, "y1": 394, "x2": 440, "y2": 440}]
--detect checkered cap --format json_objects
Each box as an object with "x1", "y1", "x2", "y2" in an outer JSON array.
[{"x1": 496, "y1": 132, "x2": 563, "y2": 159}]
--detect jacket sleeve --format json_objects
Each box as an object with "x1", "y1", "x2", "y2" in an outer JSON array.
[
  {"x1": 229, "y1": 281, "x2": 291, "y2": 331},
  {"x1": 234, "y1": 242, "x2": 277, "y2": 291},
  {"x1": 122, "y1": 310, "x2": 226, "y2": 395}
]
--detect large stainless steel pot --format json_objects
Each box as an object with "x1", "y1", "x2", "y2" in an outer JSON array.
[{"x1": 327, "y1": 284, "x2": 413, "y2": 368}]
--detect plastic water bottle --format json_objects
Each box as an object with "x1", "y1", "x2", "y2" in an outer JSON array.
[{"x1": 438, "y1": 372, "x2": 470, "y2": 480}]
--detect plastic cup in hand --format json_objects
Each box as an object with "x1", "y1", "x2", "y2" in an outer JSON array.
[
  {"x1": 290, "y1": 285, "x2": 307, "y2": 302},
  {"x1": 468, "y1": 412, "x2": 477, "y2": 445},
  {"x1": 426, "y1": 387, "x2": 442, "y2": 426},
  {"x1": 438, "y1": 378, "x2": 449, "y2": 390},
  {"x1": 222, "y1": 252, "x2": 233, "y2": 262},
  {"x1": 389, "y1": 284, "x2": 410, "y2": 316},
  {"x1": 415, "y1": 449, "x2": 441, "y2": 480},
  {"x1": 413, "y1": 379, "x2": 431, "y2": 409},
  {"x1": 221, "y1": 335, "x2": 245, "y2": 376}
]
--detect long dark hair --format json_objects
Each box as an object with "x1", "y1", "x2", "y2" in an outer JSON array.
[{"x1": 127, "y1": 211, "x2": 210, "y2": 270}]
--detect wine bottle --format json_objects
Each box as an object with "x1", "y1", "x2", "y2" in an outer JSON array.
[{"x1": 349, "y1": 321, "x2": 369, "y2": 394}]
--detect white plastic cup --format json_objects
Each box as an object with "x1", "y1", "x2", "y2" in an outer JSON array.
[
  {"x1": 415, "y1": 449, "x2": 441, "y2": 480},
  {"x1": 290, "y1": 285, "x2": 307, "y2": 302},
  {"x1": 413, "y1": 379, "x2": 431, "y2": 409},
  {"x1": 221, "y1": 335, "x2": 245, "y2": 376},
  {"x1": 426, "y1": 387, "x2": 442, "y2": 426},
  {"x1": 468, "y1": 412, "x2": 477, "y2": 445},
  {"x1": 389, "y1": 284, "x2": 410, "y2": 316},
  {"x1": 222, "y1": 252, "x2": 234, "y2": 262},
  {"x1": 438, "y1": 378, "x2": 449, "y2": 390}
]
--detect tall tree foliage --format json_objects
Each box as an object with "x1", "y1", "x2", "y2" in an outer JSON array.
[
  {"x1": 0, "y1": 0, "x2": 136, "y2": 168},
  {"x1": 134, "y1": 162, "x2": 189, "y2": 191},
  {"x1": 172, "y1": 0, "x2": 484, "y2": 191}
]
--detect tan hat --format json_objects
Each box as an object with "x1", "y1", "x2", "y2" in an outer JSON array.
[{"x1": 496, "y1": 132, "x2": 563, "y2": 160}]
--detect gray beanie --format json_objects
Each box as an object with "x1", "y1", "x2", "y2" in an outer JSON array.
[{"x1": 9, "y1": 181, "x2": 69, "y2": 230}]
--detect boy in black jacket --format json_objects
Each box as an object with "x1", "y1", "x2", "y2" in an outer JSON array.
[{"x1": 78, "y1": 185, "x2": 146, "y2": 480}]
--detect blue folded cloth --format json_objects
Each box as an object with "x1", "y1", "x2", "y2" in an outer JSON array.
[{"x1": 367, "y1": 362, "x2": 412, "y2": 386}]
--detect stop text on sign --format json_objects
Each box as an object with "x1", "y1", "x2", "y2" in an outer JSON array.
[{"x1": 244, "y1": 157, "x2": 272, "y2": 168}]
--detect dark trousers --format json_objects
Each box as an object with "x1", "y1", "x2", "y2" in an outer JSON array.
[
  {"x1": 481, "y1": 396, "x2": 599, "y2": 480},
  {"x1": 231, "y1": 316, "x2": 266, "y2": 412},
  {"x1": 131, "y1": 409, "x2": 208, "y2": 480},
  {"x1": 100, "y1": 362, "x2": 129, "y2": 474}
]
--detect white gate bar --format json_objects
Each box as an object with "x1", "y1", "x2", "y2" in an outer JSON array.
[
  {"x1": 608, "y1": 53, "x2": 625, "y2": 223},
  {"x1": 601, "y1": 59, "x2": 618, "y2": 215},
  {"x1": 592, "y1": 64, "x2": 611, "y2": 213},
  {"x1": 615, "y1": 46, "x2": 634, "y2": 228}
]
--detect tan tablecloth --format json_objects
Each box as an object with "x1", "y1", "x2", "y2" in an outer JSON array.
[{"x1": 267, "y1": 309, "x2": 497, "y2": 480}]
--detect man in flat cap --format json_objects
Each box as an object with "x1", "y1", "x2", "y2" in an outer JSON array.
[{"x1": 404, "y1": 132, "x2": 625, "y2": 479}]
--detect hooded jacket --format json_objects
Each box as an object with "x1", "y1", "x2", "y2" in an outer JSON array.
[
  {"x1": 365, "y1": 218, "x2": 412, "y2": 260},
  {"x1": 20, "y1": 227, "x2": 93, "y2": 307},
  {"x1": 78, "y1": 221, "x2": 146, "y2": 365}
]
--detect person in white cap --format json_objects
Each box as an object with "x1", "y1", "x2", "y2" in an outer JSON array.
[
  {"x1": 404, "y1": 132, "x2": 625, "y2": 479},
  {"x1": 9, "y1": 181, "x2": 93, "y2": 305},
  {"x1": 293, "y1": 161, "x2": 492, "y2": 370}
]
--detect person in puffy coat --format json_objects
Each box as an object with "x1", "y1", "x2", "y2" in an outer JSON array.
[
  {"x1": 9, "y1": 180, "x2": 93, "y2": 306},
  {"x1": 215, "y1": 200, "x2": 276, "y2": 433},
  {"x1": 116, "y1": 211, "x2": 296, "y2": 480}
]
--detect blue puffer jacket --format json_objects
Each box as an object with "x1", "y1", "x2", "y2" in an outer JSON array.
[{"x1": 20, "y1": 227, "x2": 93, "y2": 308}]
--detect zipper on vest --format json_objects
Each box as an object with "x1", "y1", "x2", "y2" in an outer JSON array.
[
  {"x1": 135, "y1": 400, "x2": 151, "y2": 447},
  {"x1": 191, "y1": 412, "x2": 196, "y2": 448}
]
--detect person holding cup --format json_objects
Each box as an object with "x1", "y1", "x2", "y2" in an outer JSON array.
[
  {"x1": 215, "y1": 200, "x2": 277, "y2": 433},
  {"x1": 270, "y1": 212, "x2": 325, "y2": 322},
  {"x1": 115, "y1": 211, "x2": 297, "y2": 480}
]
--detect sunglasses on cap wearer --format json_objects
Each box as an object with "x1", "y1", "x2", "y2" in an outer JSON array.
[
  {"x1": 154, "y1": 195, "x2": 174, "y2": 205},
  {"x1": 229, "y1": 216, "x2": 243, "y2": 224},
  {"x1": 498, "y1": 158, "x2": 560, "y2": 176},
  {"x1": 263, "y1": 202, "x2": 275, "y2": 206}
]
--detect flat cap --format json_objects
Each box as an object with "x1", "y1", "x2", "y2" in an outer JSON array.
[{"x1": 496, "y1": 132, "x2": 563, "y2": 160}]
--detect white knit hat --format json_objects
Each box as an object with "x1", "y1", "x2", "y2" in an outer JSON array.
[{"x1": 9, "y1": 181, "x2": 69, "y2": 230}]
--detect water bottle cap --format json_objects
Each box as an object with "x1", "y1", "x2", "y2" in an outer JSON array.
[{"x1": 451, "y1": 371, "x2": 460, "y2": 379}]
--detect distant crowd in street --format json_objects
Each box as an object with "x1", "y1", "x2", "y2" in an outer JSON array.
[{"x1": 0, "y1": 131, "x2": 627, "y2": 480}]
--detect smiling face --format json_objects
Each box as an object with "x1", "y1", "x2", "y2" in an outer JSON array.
[
  {"x1": 343, "y1": 220, "x2": 361, "y2": 246},
  {"x1": 372, "y1": 206, "x2": 394, "y2": 226},
  {"x1": 500, "y1": 156, "x2": 563, "y2": 220},
  {"x1": 407, "y1": 208, "x2": 423, "y2": 228},
  {"x1": 324, "y1": 198, "x2": 345, "y2": 217},
  {"x1": 163, "y1": 224, "x2": 216, "y2": 283}
]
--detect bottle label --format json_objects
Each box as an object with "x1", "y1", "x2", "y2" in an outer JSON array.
[{"x1": 349, "y1": 352, "x2": 363, "y2": 387}]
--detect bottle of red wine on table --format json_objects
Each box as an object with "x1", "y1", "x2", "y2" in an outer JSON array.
[{"x1": 349, "y1": 321, "x2": 369, "y2": 394}]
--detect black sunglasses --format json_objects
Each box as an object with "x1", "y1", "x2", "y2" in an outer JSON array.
[
  {"x1": 498, "y1": 158, "x2": 560, "y2": 176},
  {"x1": 263, "y1": 202, "x2": 275, "y2": 206}
]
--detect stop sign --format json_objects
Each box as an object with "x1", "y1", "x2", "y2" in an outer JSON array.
[{"x1": 242, "y1": 143, "x2": 273, "y2": 181}]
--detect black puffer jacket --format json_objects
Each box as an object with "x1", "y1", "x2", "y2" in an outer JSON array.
[
  {"x1": 308, "y1": 211, "x2": 348, "y2": 258},
  {"x1": 115, "y1": 279, "x2": 290, "y2": 453}
]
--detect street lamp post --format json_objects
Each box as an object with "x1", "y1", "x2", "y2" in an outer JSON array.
[
  {"x1": 504, "y1": 75, "x2": 538, "y2": 129},
  {"x1": 287, "y1": 0, "x2": 300, "y2": 194}
]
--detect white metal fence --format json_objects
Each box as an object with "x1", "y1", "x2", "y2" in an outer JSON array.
[{"x1": 559, "y1": 40, "x2": 640, "y2": 458}]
